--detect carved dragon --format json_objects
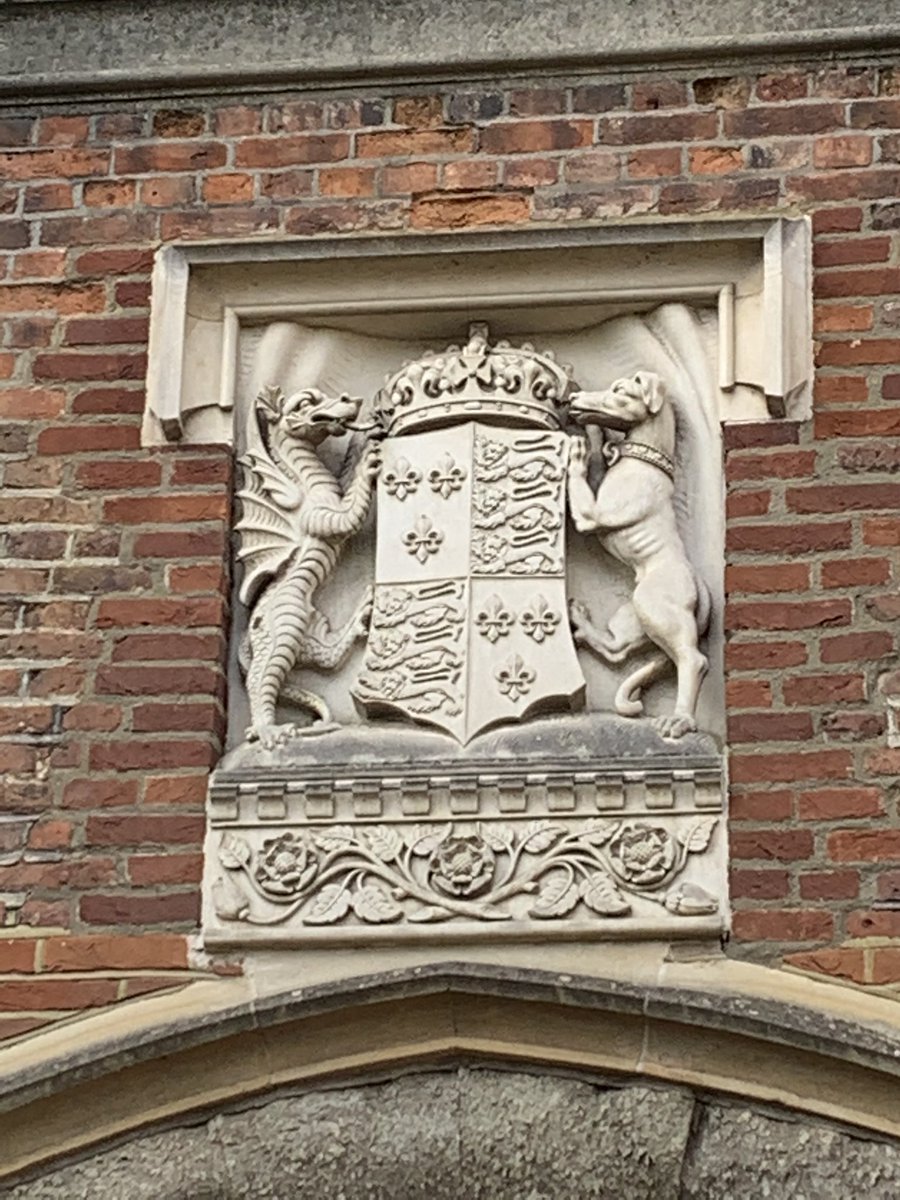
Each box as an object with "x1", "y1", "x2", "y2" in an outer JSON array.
[{"x1": 236, "y1": 385, "x2": 379, "y2": 748}]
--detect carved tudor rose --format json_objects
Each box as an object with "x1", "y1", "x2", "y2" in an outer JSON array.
[{"x1": 213, "y1": 321, "x2": 726, "y2": 947}]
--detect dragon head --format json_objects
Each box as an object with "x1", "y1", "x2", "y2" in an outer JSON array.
[{"x1": 258, "y1": 386, "x2": 363, "y2": 444}]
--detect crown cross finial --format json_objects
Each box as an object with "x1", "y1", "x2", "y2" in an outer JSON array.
[{"x1": 468, "y1": 321, "x2": 490, "y2": 348}]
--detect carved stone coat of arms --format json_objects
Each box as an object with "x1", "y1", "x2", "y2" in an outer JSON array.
[{"x1": 205, "y1": 321, "x2": 727, "y2": 947}]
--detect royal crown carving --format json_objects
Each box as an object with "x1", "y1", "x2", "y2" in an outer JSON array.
[
  {"x1": 377, "y1": 323, "x2": 573, "y2": 435},
  {"x1": 207, "y1": 316, "x2": 727, "y2": 949}
]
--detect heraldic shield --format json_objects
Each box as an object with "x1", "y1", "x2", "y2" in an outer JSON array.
[{"x1": 353, "y1": 423, "x2": 586, "y2": 743}]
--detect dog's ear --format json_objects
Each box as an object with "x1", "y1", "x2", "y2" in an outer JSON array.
[{"x1": 637, "y1": 371, "x2": 665, "y2": 414}]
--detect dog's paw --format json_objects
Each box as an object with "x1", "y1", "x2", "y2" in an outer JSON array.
[
  {"x1": 568, "y1": 436, "x2": 589, "y2": 477},
  {"x1": 651, "y1": 713, "x2": 697, "y2": 741}
]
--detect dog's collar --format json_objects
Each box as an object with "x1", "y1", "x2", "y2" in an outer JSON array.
[{"x1": 603, "y1": 439, "x2": 675, "y2": 480}]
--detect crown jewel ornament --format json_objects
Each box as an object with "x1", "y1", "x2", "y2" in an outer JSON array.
[{"x1": 377, "y1": 322, "x2": 574, "y2": 436}]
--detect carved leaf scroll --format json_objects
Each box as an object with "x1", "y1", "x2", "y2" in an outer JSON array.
[
  {"x1": 530, "y1": 870, "x2": 579, "y2": 919},
  {"x1": 214, "y1": 817, "x2": 718, "y2": 930}
]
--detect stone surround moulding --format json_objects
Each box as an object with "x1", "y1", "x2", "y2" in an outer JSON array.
[
  {"x1": 144, "y1": 219, "x2": 811, "y2": 447},
  {"x1": 140, "y1": 219, "x2": 811, "y2": 952}
]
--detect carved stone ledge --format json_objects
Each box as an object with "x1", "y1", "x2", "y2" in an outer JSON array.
[
  {"x1": 208, "y1": 761, "x2": 723, "y2": 826},
  {"x1": 203, "y1": 717, "x2": 726, "y2": 947}
]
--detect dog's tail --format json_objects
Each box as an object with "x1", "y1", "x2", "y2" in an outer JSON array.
[
  {"x1": 614, "y1": 654, "x2": 670, "y2": 717},
  {"x1": 696, "y1": 576, "x2": 712, "y2": 639}
]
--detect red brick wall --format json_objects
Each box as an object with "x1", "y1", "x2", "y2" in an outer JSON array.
[{"x1": 1, "y1": 64, "x2": 899, "y2": 1036}]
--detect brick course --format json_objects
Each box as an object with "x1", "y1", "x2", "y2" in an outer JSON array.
[{"x1": 1, "y1": 64, "x2": 899, "y2": 1036}]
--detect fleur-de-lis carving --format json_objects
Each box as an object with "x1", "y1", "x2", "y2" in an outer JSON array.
[
  {"x1": 475, "y1": 594, "x2": 514, "y2": 643},
  {"x1": 428, "y1": 452, "x2": 467, "y2": 499},
  {"x1": 403, "y1": 515, "x2": 443, "y2": 563},
  {"x1": 520, "y1": 595, "x2": 560, "y2": 643},
  {"x1": 383, "y1": 457, "x2": 421, "y2": 500},
  {"x1": 495, "y1": 654, "x2": 536, "y2": 702}
]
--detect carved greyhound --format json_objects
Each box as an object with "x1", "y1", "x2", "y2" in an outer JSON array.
[
  {"x1": 566, "y1": 371, "x2": 710, "y2": 740},
  {"x1": 237, "y1": 386, "x2": 380, "y2": 748}
]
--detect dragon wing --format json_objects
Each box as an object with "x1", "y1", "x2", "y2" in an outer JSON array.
[{"x1": 235, "y1": 410, "x2": 304, "y2": 606}]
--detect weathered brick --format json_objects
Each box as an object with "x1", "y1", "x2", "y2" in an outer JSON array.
[
  {"x1": 213, "y1": 105, "x2": 263, "y2": 136},
  {"x1": 410, "y1": 192, "x2": 529, "y2": 229},
  {"x1": 96, "y1": 597, "x2": 225, "y2": 628},
  {"x1": 102, "y1": 495, "x2": 228, "y2": 523},
  {"x1": 725, "y1": 563, "x2": 810, "y2": 594},
  {"x1": 114, "y1": 141, "x2": 225, "y2": 173},
  {"x1": 62, "y1": 778, "x2": 140, "y2": 808},
  {"x1": 380, "y1": 161, "x2": 439, "y2": 195},
  {"x1": 692, "y1": 76, "x2": 752, "y2": 108},
  {"x1": 88, "y1": 740, "x2": 217, "y2": 771},
  {"x1": 726, "y1": 600, "x2": 850, "y2": 631},
  {"x1": 479, "y1": 120, "x2": 592, "y2": 154},
  {"x1": 798, "y1": 872, "x2": 859, "y2": 901},
  {"x1": 726, "y1": 522, "x2": 852, "y2": 554},
  {"x1": 0, "y1": 281, "x2": 106, "y2": 314},
  {"x1": 0, "y1": 979, "x2": 119, "y2": 1012},
  {"x1": 816, "y1": 409, "x2": 900, "y2": 438},
  {"x1": 0, "y1": 148, "x2": 110, "y2": 180},
  {"x1": 783, "y1": 674, "x2": 866, "y2": 705},
  {"x1": 128, "y1": 853, "x2": 204, "y2": 885},
  {"x1": 43, "y1": 933, "x2": 188, "y2": 971},
  {"x1": 83, "y1": 179, "x2": 137, "y2": 208},
  {"x1": 725, "y1": 641, "x2": 808, "y2": 670},
  {"x1": 730, "y1": 869, "x2": 790, "y2": 900},
  {"x1": 140, "y1": 175, "x2": 196, "y2": 207},
  {"x1": 143, "y1": 774, "x2": 208, "y2": 807},
  {"x1": 79, "y1": 892, "x2": 200, "y2": 926},
  {"x1": 828, "y1": 830, "x2": 900, "y2": 861},
  {"x1": 234, "y1": 133, "x2": 351, "y2": 168},
  {"x1": 393, "y1": 95, "x2": 444, "y2": 128},
  {"x1": 0, "y1": 938, "x2": 37, "y2": 972},
  {"x1": 94, "y1": 665, "x2": 222, "y2": 697},
  {"x1": 783, "y1": 947, "x2": 864, "y2": 980},
  {"x1": 812, "y1": 206, "x2": 863, "y2": 233},
  {"x1": 731, "y1": 910, "x2": 834, "y2": 942},
  {"x1": 440, "y1": 159, "x2": 500, "y2": 190},
  {"x1": 627, "y1": 147, "x2": 681, "y2": 178},
  {"x1": 813, "y1": 303, "x2": 874, "y2": 332},
  {"x1": 600, "y1": 112, "x2": 717, "y2": 145},
  {"x1": 729, "y1": 750, "x2": 851, "y2": 784},
  {"x1": 728, "y1": 712, "x2": 814, "y2": 742},
  {"x1": 152, "y1": 109, "x2": 206, "y2": 138},
  {"x1": 317, "y1": 166, "x2": 377, "y2": 197},
  {"x1": 814, "y1": 238, "x2": 890, "y2": 268},
  {"x1": 820, "y1": 631, "x2": 894, "y2": 662},
  {"x1": 813, "y1": 134, "x2": 873, "y2": 168},
  {"x1": 110, "y1": 632, "x2": 224, "y2": 663},
  {"x1": 86, "y1": 814, "x2": 205, "y2": 847},
  {"x1": 724, "y1": 102, "x2": 842, "y2": 137},
  {"x1": 33, "y1": 354, "x2": 147, "y2": 385},
  {"x1": 821, "y1": 556, "x2": 890, "y2": 587}
]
